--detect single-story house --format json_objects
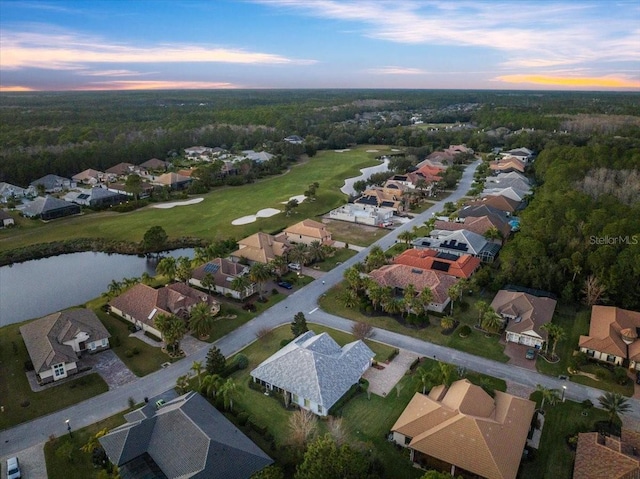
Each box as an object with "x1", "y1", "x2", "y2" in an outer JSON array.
[
  {"x1": 72, "y1": 169, "x2": 105, "y2": 185},
  {"x1": 368, "y1": 264, "x2": 458, "y2": 313},
  {"x1": 140, "y1": 158, "x2": 170, "y2": 171},
  {"x1": 99, "y1": 391, "x2": 273, "y2": 479},
  {"x1": 20, "y1": 196, "x2": 81, "y2": 220},
  {"x1": 151, "y1": 172, "x2": 192, "y2": 190},
  {"x1": 484, "y1": 176, "x2": 531, "y2": 193},
  {"x1": 19, "y1": 309, "x2": 110, "y2": 384},
  {"x1": 185, "y1": 146, "x2": 215, "y2": 158},
  {"x1": 250, "y1": 331, "x2": 374, "y2": 416},
  {"x1": 573, "y1": 429, "x2": 640, "y2": 479},
  {"x1": 284, "y1": 135, "x2": 304, "y2": 144},
  {"x1": 242, "y1": 150, "x2": 275, "y2": 163},
  {"x1": 283, "y1": 219, "x2": 333, "y2": 246},
  {"x1": 393, "y1": 248, "x2": 481, "y2": 279},
  {"x1": 231, "y1": 232, "x2": 290, "y2": 265},
  {"x1": 491, "y1": 290, "x2": 557, "y2": 349},
  {"x1": 481, "y1": 186, "x2": 529, "y2": 203},
  {"x1": 579, "y1": 306, "x2": 640, "y2": 369},
  {"x1": 0, "y1": 210, "x2": 15, "y2": 227},
  {"x1": 501, "y1": 147, "x2": 534, "y2": 163},
  {"x1": 391, "y1": 379, "x2": 535, "y2": 479},
  {"x1": 105, "y1": 162, "x2": 137, "y2": 177},
  {"x1": 0, "y1": 182, "x2": 36, "y2": 202},
  {"x1": 63, "y1": 187, "x2": 126, "y2": 208},
  {"x1": 458, "y1": 203, "x2": 511, "y2": 221},
  {"x1": 354, "y1": 187, "x2": 403, "y2": 212},
  {"x1": 489, "y1": 157, "x2": 526, "y2": 174},
  {"x1": 30, "y1": 174, "x2": 75, "y2": 193},
  {"x1": 434, "y1": 215, "x2": 511, "y2": 242},
  {"x1": 466, "y1": 195, "x2": 522, "y2": 214},
  {"x1": 329, "y1": 203, "x2": 394, "y2": 226},
  {"x1": 109, "y1": 283, "x2": 220, "y2": 339},
  {"x1": 190, "y1": 258, "x2": 255, "y2": 300},
  {"x1": 413, "y1": 229, "x2": 501, "y2": 263}
]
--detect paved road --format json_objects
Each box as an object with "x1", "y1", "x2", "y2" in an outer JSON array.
[{"x1": 3, "y1": 158, "x2": 639, "y2": 457}]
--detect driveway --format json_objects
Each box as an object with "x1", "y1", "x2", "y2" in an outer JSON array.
[
  {"x1": 82, "y1": 350, "x2": 137, "y2": 389},
  {"x1": 1, "y1": 442, "x2": 47, "y2": 479},
  {"x1": 503, "y1": 340, "x2": 538, "y2": 371},
  {"x1": 363, "y1": 349, "x2": 418, "y2": 397}
]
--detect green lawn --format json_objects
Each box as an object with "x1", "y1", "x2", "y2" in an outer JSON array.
[
  {"x1": 319, "y1": 283, "x2": 510, "y2": 363},
  {"x1": 44, "y1": 407, "x2": 130, "y2": 479},
  {"x1": 322, "y1": 218, "x2": 390, "y2": 247},
  {"x1": 0, "y1": 320, "x2": 109, "y2": 430},
  {"x1": 312, "y1": 247, "x2": 357, "y2": 272},
  {"x1": 520, "y1": 393, "x2": 610, "y2": 479},
  {"x1": 0, "y1": 146, "x2": 398, "y2": 252}
]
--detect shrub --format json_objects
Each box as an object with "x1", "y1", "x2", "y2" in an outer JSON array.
[
  {"x1": 272, "y1": 288, "x2": 279, "y2": 295},
  {"x1": 458, "y1": 325, "x2": 472, "y2": 337},
  {"x1": 614, "y1": 367, "x2": 629, "y2": 385},
  {"x1": 237, "y1": 412, "x2": 249, "y2": 426},
  {"x1": 387, "y1": 349, "x2": 400, "y2": 362},
  {"x1": 409, "y1": 357, "x2": 421, "y2": 371},
  {"x1": 595, "y1": 368, "x2": 609, "y2": 381},
  {"x1": 279, "y1": 338, "x2": 292, "y2": 348},
  {"x1": 233, "y1": 353, "x2": 249, "y2": 370},
  {"x1": 24, "y1": 360, "x2": 34, "y2": 371},
  {"x1": 242, "y1": 302, "x2": 256, "y2": 312},
  {"x1": 132, "y1": 346, "x2": 140, "y2": 355},
  {"x1": 124, "y1": 350, "x2": 134, "y2": 358}
]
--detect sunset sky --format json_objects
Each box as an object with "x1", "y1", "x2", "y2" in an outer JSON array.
[{"x1": 1, "y1": 0, "x2": 639, "y2": 92}]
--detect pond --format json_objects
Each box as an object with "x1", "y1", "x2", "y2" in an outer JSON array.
[{"x1": 0, "y1": 249, "x2": 193, "y2": 326}]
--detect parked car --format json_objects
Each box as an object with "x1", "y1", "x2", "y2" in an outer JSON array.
[
  {"x1": 288, "y1": 263, "x2": 301, "y2": 271},
  {"x1": 525, "y1": 348, "x2": 536, "y2": 360},
  {"x1": 277, "y1": 281, "x2": 293, "y2": 290},
  {"x1": 155, "y1": 398, "x2": 166, "y2": 409},
  {"x1": 6, "y1": 457, "x2": 21, "y2": 479}
]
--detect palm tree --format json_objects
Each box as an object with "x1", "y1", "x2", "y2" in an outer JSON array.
[
  {"x1": 365, "y1": 245, "x2": 387, "y2": 271},
  {"x1": 288, "y1": 243, "x2": 309, "y2": 266},
  {"x1": 307, "y1": 240, "x2": 326, "y2": 264},
  {"x1": 201, "y1": 272, "x2": 215, "y2": 295},
  {"x1": 403, "y1": 284, "x2": 417, "y2": 317},
  {"x1": 220, "y1": 378, "x2": 238, "y2": 411},
  {"x1": 418, "y1": 287, "x2": 433, "y2": 316},
  {"x1": 447, "y1": 283, "x2": 461, "y2": 315},
  {"x1": 366, "y1": 280, "x2": 384, "y2": 312},
  {"x1": 536, "y1": 384, "x2": 561, "y2": 412},
  {"x1": 484, "y1": 226, "x2": 502, "y2": 242},
  {"x1": 338, "y1": 287, "x2": 359, "y2": 309},
  {"x1": 176, "y1": 256, "x2": 193, "y2": 283},
  {"x1": 191, "y1": 361, "x2": 204, "y2": 390},
  {"x1": 249, "y1": 262, "x2": 273, "y2": 301},
  {"x1": 231, "y1": 274, "x2": 252, "y2": 299},
  {"x1": 270, "y1": 255, "x2": 288, "y2": 276},
  {"x1": 598, "y1": 392, "x2": 631, "y2": 427},
  {"x1": 398, "y1": 230, "x2": 415, "y2": 245},
  {"x1": 418, "y1": 368, "x2": 431, "y2": 394},
  {"x1": 344, "y1": 266, "x2": 365, "y2": 294},
  {"x1": 189, "y1": 302, "x2": 214, "y2": 339},
  {"x1": 550, "y1": 325, "x2": 566, "y2": 359},
  {"x1": 383, "y1": 296, "x2": 404, "y2": 318},
  {"x1": 106, "y1": 279, "x2": 123, "y2": 298},
  {"x1": 476, "y1": 300, "x2": 490, "y2": 327},
  {"x1": 201, "y1": 373, "x2": 223, "y2": 399},
  {"x1": 141, "y1": 272, "x2": 153, "y2": 285},
  {"x1": 440, "y1": 316, "x2": 455, "y2": 330},
  {"x1": 156, "y1": 256, "x2": 177, "y2": 282},
  {"x1": 481, "y1": 309, "x2": 502, "y2": 333}
]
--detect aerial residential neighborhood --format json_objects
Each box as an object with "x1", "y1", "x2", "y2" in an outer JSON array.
[{"x1": 1, "y1": 86, "x2": 638, "y2": 479}]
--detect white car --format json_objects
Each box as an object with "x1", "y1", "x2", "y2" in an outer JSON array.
[
  {"x1": 6, "y1": 457, "x2": 21, "y2": 479},
  {"x1": 288, "y1": 263, "x2": 301, "y2": 271}
]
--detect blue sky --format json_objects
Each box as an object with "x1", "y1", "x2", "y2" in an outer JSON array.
[{"x1": 1, "y1": 0, "x2": 639, "y2": 91}]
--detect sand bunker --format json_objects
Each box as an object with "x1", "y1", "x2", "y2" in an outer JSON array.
[
  {"x1": 232, "y1": 207, "x2": 280, "y2": 225},
  {"x1": 365, "y1": 149, "x2": 379, "y2": 152},
  {"x1": 152, "y1": 198, "x2": 204, "y2": 209},
  {"x1": 334, "y1": 149, "x2": 351, "y2": 153},
  {"x1": 280, "y1": 195, "x2": 306, "y2": 204}
]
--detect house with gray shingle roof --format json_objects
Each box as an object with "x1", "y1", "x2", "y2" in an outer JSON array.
[
  {"x1": 413, "y1": 229, "x2": 501, "y2": 263},
  {"x1": 30, "y1": 174, "x2": 75, "y2": 193},
  {"x1": 19, "y1": 309, "x2": 110, "y2": 384},
  {"x1": 250, "y1": 331, "x2": 374, "y2": 416},
  {"x1": 99, "y1": 391, "x2": 273, "y2": 479},
  {"x1": 20, "y1": 196, "x2": 81, "y2": 220}
]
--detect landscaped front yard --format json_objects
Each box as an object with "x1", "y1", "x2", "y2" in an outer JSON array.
[{"x1": 0, "y1": 320, "x2": 109, "y2": 430}]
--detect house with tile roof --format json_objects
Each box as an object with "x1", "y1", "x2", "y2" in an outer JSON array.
[
  {"x1": 20, "y1": 196, "x2": 81, "y2": 220},
  {"x1": 19, "y1": 309, "x2": 110, "y2": 384},
  {"x1": 99, "y1": 391, "x2": 273, "y2": 479},
  {"x1": 105, "y1": 162, "x2": 137, "y2": 177},
  {"x1": 489, "y1": 157, "x2": 526, "y2": 174},
  {"x1": 434, "y1": 215, "x2": 511, "y2": 242},
  {"x1": 466, "y1": 195, "x2": 522, "y2": 214},
  {"x1": 393, "y1": 248, "x2": 481, "y2": 279},
  {"x1": 283, "y1": 219, "x2": 333, "y2": 246},
  {"x1": 140, "y1": 158, "x2": 169, "y2": 171},
  {"x1": 368, "y1": 264, "x2": 459, "y2": 313},
  {"x1": 109, "y1": 283, "x2": 220, "y2": 339},
  {"x1": 458, "y1": 203, "x2": 512, "y2": 221},
  {"x1": 231, "y1": 232, "x2": 290, "y2": 265},
  {"x1": 579, "y1": 306, "x2": 640, "y2": 369},
  {"x1": 413, "y1": 229, "x2": 501, "y2": 263},
  {"x1": 491, "y1": 290, "x2": 557, "y2": 349},
  {"x1": 329, "y1": 203, "x2": 394, "y2": 226},
  {"x1": 354, "y1": 186, "x2": 404, "y2": 212},
  {"x1": 391, "y1": 379, "x2": 535, "y2": 479},
  {"x1": 151, "y1": 172, "x2": 192, "y2": 190},
  {"x1": 190, "y1": 258, "x2": 255, "y2": 300},
  {"x1": 251, "y1": 331, "x2": 373, "y2": 416},
  {"x1": 72, "y1": 168, "x2": 105, "y2": 185},
  {"x1": 573, "y1": 429, "x2": 640, "y2": 479}
]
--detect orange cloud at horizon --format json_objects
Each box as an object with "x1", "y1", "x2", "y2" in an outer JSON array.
[
  {"x1": 496, "y1": 74, "x2": 640, "y2": 89},
  {"x1": 78, "y1": 80, "x2": 239, "y2": 91},
  {"x1": 0, "y1": 85, "x2": 36, "y2": 92}
]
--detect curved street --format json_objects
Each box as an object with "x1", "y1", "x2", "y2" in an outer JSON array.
[{"x1": 3, "y1": 158, "x2": 639, "y2": 458}]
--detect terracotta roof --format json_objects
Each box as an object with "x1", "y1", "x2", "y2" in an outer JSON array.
[
  {"x1": 573, "y1": 431, "x2": 640, "y2": 479},
  {"x1": 72, "y1": 169, "x2": 104, "y2": 182},
  {"x1": 434, "y1": 215, "x2": 510, "y2": 239},
  {"x1": 491, "y1": 290, "x2": 557, "y2": 339},
  {"x1": 393, "y1": 248, "x2": 480, "y2": 279},
  {"x1": 191, "y1": 258, "x2": 249, "y2": 287},
  {"x1": 489, "y1": 158, "x2": 526, "y2": 173},
  {"x1": 579, "y1": 306, "x2": 640, "y2": 361},
  {"x1": 466, "y1": 195, "x2": 521, "y2": 214},
  {"x1": 231, "y1": 232, "x2": 290, "y2": 264},
  {"x1": 109, "y1": 283, "x2": 219, "y2": 329},
  {"x1": 355, "y1": 187, "x2": 403, "y2": 210},
  {"x1": 368, "y1": 264, "x2": 458, "y2": 304},
  {"x1": 153, "y1": 172, "x2": 191, "y2": 186},
  {"x1": 140, "y1": 158, "x2": 168, "y2": 169},
  {"x1": 176, "y1": 169, "x2": 194, "y2": 177},
  {"x1": 392, "y1": 379, "x2": 535, "y2": 479},
  {"x1": 284, "y1": 219, "x2": 331, "y2": 242},
  {"x1": 20, "y1": 309, "x2": 110, "y2": 374},
  {"x1": 105, "y1": 162, "x2": 135, "y2": 175}
]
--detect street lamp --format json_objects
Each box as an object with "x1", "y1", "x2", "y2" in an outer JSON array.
[
  {"x1": 562, "y1": 385, "x2": 567, "y2": 402},
  {"x1": 66, "y1": 419, "x2": 72, "y2": 438}
]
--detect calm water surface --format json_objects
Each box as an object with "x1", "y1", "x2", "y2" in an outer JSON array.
[{"x1": 0, "y1": 249, "x2": 193, "y2": 326}]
